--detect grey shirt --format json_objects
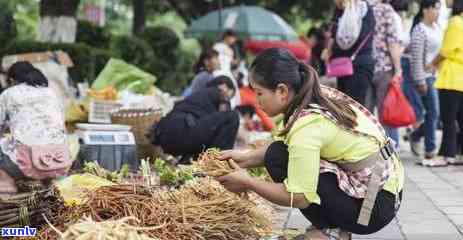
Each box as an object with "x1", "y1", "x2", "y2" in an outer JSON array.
[{"x1": 410, "y1": 23, "x2": 443, "y2": 85}]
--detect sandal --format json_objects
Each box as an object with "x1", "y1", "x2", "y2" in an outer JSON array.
[{"x1": 303, "y1": 227, "x2": 352, "y2": 240}]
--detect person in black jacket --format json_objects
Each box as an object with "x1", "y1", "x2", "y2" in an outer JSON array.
[{"x1": 152, "y1": 75, "x2": 239, "y2": 164}]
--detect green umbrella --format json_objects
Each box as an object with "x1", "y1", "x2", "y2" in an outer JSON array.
[{"x1": 185, "y1": 5, "x2": 298, "y2": 41}]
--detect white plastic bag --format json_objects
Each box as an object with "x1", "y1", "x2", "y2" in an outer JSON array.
[{"x1": 336, "y1": 0, "x2": 364, "y2": 50}]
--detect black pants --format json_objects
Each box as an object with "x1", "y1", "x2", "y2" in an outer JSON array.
[
  {"x1": 264, "y1": 141, "x2": 400, "y2": 235},
  {"x1": 457, "y1": 104, "x2": 463, "y2": 155},
  {"x1": 337, "y1": 63, "x2": 374, "y2": 106},
  {"x1": 438, "y1": 89, "x2": 463, "y2": 158},
  {"x1": 154, "y1": 111, "x2": 240, "y2": 156}
]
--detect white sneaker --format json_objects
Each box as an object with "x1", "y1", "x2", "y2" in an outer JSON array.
[
  {"x1": 422, "y1": 157, "x2": 448, "y2": 167},
  {"x1": 446, "y1": 157, "x2": 463, "y2": 165},
  {"x1": 410, "y1": 140, "x2": 422, "y2": 157}
]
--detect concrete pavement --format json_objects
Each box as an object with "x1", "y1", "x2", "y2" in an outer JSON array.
[{"x1": 273, "y1": 148, "x2": 463, "y2": 240}]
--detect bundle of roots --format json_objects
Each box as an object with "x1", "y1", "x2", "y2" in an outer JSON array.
[
  {"x1": 0, "y1": 187, "x2": 62, "y2": 228},
  {"x1": 195, "y1": 148, "x2": 234, "y2": 177}
]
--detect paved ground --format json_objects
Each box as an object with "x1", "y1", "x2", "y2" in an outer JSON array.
[{"x1": 273, "y1": 142, "x2": 463, "y2": 240}]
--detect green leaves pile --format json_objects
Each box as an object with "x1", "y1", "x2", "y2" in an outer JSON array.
[
  {"x1": 154, "y1": 158, "x2": 194, "y2": 186},
  {"x1": 82, "y1": 161, "x2": 130, "y2": 183}
]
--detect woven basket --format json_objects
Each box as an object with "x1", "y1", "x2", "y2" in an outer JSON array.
[{"x1": 110, "y1": 108, "x2": 162, "y2": 146}]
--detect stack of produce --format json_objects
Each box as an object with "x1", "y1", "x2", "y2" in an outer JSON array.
[
  {"x1": 34, "y1": 179, "x2": 272, "y2": 240},
  {"x1": 49, "y1": 216, "x2": 159, "y2": 240},
  {"x1": 0, "y1": 187, "x2": 62, "y2": 227}
]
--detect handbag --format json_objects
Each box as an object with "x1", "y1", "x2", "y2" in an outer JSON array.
[
  {"x1": 15, "y1": 144, "x2": 71, "y2": 180},
  {"x1": 381, "y1": 76, "x2": 416, "y2": 127},
  {"x1": 326, "y1": 32, "x2": 373, "y2": 78}
]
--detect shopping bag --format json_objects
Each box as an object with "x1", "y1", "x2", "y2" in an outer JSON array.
[{"x1": 381, "y1": 76, "x2": 416, "y2": 127}]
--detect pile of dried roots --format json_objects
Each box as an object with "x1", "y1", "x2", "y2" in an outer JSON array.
[
  {"x1": 50, "y1": 216, "x2": 159, "y2": 240},
  {"x1": 33, "y1": 179, "x2": 272, "y2": 240}
]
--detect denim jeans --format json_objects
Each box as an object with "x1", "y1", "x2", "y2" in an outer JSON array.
[
  {"x1": 411, "y1": 77, "x2": 440, "y2": 153},
  {"x1": 385, "y1": 126, "x2": 399, "y2": 149},
  {"x1": 401, "y1": 58, "x2": 425, "y2": 123}
]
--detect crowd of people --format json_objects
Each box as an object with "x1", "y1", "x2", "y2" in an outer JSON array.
[
  {"x1": 306, "y1": 0, "x2": 463, "y2": 167},
  {"x1": 161, "y1": 0, "x2": 463, "y2": 169}
]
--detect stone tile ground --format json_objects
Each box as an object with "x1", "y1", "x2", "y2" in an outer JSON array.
[{"x1": 273, "y1": 144, "x2": 463, "y2": 240}]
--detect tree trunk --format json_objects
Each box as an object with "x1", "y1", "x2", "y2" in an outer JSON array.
[
  {"x1": 38, "y1": 0, "x2": 80, "y2": 43},
  {"x1": 132, "y1": 0, "x2": 146, "y2": 35}
]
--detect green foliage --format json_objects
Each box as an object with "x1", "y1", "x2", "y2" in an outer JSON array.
[
  {"x1": 141, "y1": 26, "x2": 180, "y2": 58},
  {"x1": 134, "y1": 0, "x2": 333, "y2": 26},
  {"x1": 2, "y1": 0, "x2": 39, "y2": 41},
  {"x1": 154, "y1": 158, "x2": 194, "y2": 186},
  {"x1": 110, "y1": 35, "x2": 155, "y2": 72},
  {"x1": 82, "y1": 161, "x2": 129, "y2": 183},
  {"x1": 154, "y1": 158, "x2": 178, "y2": 186},
  {"x1": 1, "y1": 40, "x2": 112, "y2": 84},
  {"x1": 0, "y1": 7, "x2": 17, "y2": 46},
  {"x1": 76, "y1": 20, "x2": 111, "y2": 49},
  {"x1": 247, "y1": 167, "x2": 269, "y2": 178},
  {"x1": 129, "y1": 24, "x2": 199, "y2": 95}
]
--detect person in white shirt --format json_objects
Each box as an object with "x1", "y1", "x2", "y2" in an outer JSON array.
[
  {"x1": 214, "y1": 29, "x2": 241, "y2": 107},
  {"x1": 0, "y1": 62, "x2": 70, "y2": 194}
]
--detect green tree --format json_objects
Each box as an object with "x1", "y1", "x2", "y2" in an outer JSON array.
[
  {"x1": 40, "y1": 0, "x2": 80, "y2": 17},
  {"x1": 162, "y1": 0, "x2": 333, "y2": 25},
  {"x1": 0, "y1": 2, "x2": 17, "y2": 45},
  {"x1": 117, "y1": 0, "x2": 332, "y2": 35}
]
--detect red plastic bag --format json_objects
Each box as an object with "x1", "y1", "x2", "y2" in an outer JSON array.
[{"x1": 381, "y1": 76, "x2": 416, "y2": 127}]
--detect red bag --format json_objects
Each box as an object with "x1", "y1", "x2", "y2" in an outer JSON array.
[{"x1": 381, "y1": 76, "x2": 416, "y2": 127}]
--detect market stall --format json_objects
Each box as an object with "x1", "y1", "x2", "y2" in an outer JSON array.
[
  {"x1": 0, "y1": 51, "x2": 295, "y2": 240},
  {"x1": 66, "y1": 58, "x2": 175, "y2": 171},
  {"x1": 0, "y1": 150, "x2": 293, "y2": 240}
]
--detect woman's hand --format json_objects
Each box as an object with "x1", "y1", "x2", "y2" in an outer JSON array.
[
  {"x1": 425, "y1": 63, "x2": 436, "y2": 73},
  {"x1": 394, "y1": 69, "x2": 403, "y2": 79},
  {"x1": 321, "y1": 48, "x2": 331, "y2": 62},
  {"x1": 217, "y1": 161, "x2": 311, "y2": 209},
  {"x1": 416, "y1": 83, "x2": 428, "y2": 96},
  {"x1": 220, "y1": 143, "x2": 270, "y2": 168},
  {"x1": 219, "y1": 149, "x2": 252, "y2": 168},
  {"x1": 216, "y1": 160, "x2": 253, "y2": 193}
]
